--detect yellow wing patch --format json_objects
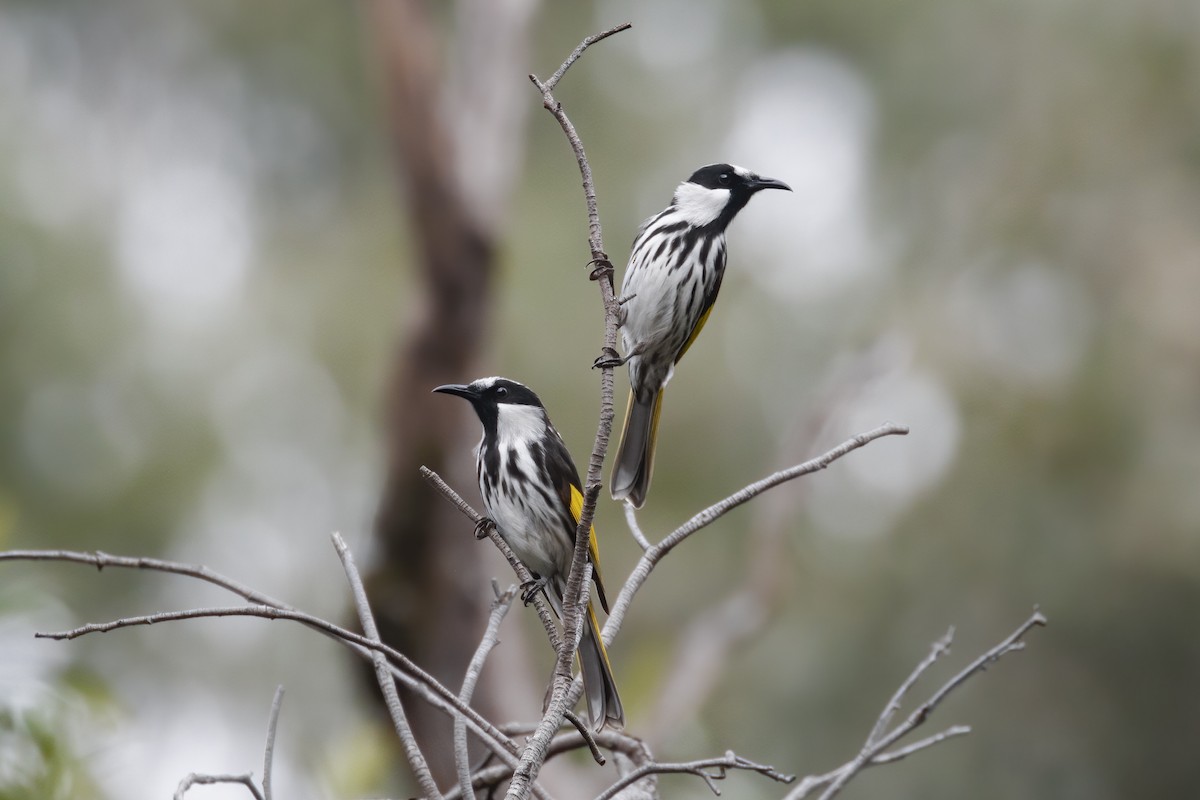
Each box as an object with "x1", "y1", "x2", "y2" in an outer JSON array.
[
  {"x1": 569, "y1": 483, "x2": 609, "y2": 612},
  {"x1": 676, "y1": 301, "x2": 716, "y2": 363}
]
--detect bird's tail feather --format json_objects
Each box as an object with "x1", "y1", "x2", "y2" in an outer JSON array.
[
  {"x1": 578, "y1": 600, "x2": 624, "y2": 731},
  {"x1": 610, "y1": 388, "x2": 663, "y2": 508}
]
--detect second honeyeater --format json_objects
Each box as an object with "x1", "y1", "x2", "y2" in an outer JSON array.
[
  {"x1": 434, "y1": 377, "x2": 623, "y2": 731},
  {"x1": 611, "y1": 163, "x2": 791, "y2": 508}
]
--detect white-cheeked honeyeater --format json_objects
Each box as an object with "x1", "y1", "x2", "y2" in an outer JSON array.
[
  {"x1": 434, "y1": 377, "x2": 624, "y2": 731},
  {"x1": 611, "y1": 163, "x2": 791, "y2": 508}
]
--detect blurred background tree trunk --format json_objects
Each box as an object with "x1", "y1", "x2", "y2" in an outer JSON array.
[{"x1": 363, "y1": 0, "x2": 539, "y2": 783}]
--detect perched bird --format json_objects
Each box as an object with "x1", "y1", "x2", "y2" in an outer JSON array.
[
  {"x1": 610, "y1": 163, "x2": 791, "y2": 508},
  {"x1": 434, "y1": 376, "x2": 624, "y2": 731}
]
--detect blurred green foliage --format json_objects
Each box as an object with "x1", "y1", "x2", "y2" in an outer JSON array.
[{"x1": 2, "y1": 1, "x2": 1198, "y2": 798}]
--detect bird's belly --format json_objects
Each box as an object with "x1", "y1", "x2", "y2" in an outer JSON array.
[
  {"x1": 622, "y1": 290, "x2": 692, "y2": 394},
  {"x1": 487, "y1": 494, "x2": 568, "y2": 579}
]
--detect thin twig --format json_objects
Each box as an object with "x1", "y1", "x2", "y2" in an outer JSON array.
[
  {"x1": 872, "y1": 725, "x2": 972, "y2": 764},
  {"x1": 35, "y1": 605, "x2": 317, "y2": 640},
  {"x1": 789, "y1": 726, "x2": 972, "y2": 798},
  {"x1": 874, "y1": 612, "x2": 1045, "y2": 756},
  {"x1": 421, "y1": 466, "x2": 583, "y2": 795},
  {"x1": 528, "y1": 725, "x2": 650, "y2": 764},
  {"x1": 561, "y1": 710, "x2": 605, "y2": 765},
  {"x1": 262, "y1": 686, "x2": 285, "y2": 800},
  {"x1": 4, "y1": 549, "x2": 540, "y2": 772},
  {"x1": 174, "y1": 773, "x2": 263, "y2": 800},
  {"x1": 423, "y1": 468, "x2": 603, "y2": 772},
  {"x1": 539, "y1": 23, "x2": 631, "y2": 93},
  {"x1": 868, "y1": 627, "x2": 954, "y2": 747},
  {"x1": 660, "y1": 424, "x2": 909, "y2": 560},
  {"x1": 5, "y1": 549, "x2": 530, "y2": 767},
  {"x1": 420, "y1": 466, "x2": 561, "y2": 651},
  {"x1": 622, "y1": 504, "x2": 652, "y2": 552},
  {"x1": 549, "y1": 424, "x2": 910, "y2": 718},
  {"x1": 786, "y1": 610, "x2": 1048, "y2": 800},
  {"x1": 0, "y1": 549, "x2": 293, "y2": 608},
  {"x1": 33, "y1": 594, "x2": 520, "y2": 765},
  {"x1": 594, "y1": 751, "x2": 793, "y2": 800},
  {"x1": 456, "y1": 582, "x2": 519, "y2": 800},
  {"x1": 605, "y1": 424, "x2": 909, "y2": 638},
  {"x1": 333, "y1": 532, "x2": 442, "y2": 800}
]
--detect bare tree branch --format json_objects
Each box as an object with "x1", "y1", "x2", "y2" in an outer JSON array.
[
  {"x1": 874, "y1": 612, "x2": 1045, "y2": 751},
  {"x1": 0, "y1": 549, "x2": 294, "y2": 608},
  {"x1": 34, "y1": 604, "x2": 324, "y2": 640},
  {"x1": 420, "y1": 466, "x2": 561, "y2": 651},
  {"x1": 872, "y1": 725, "x2": 972, "y2": 764},
  {"x1": 787, "y1": 610, "x2": 1048, "y2": 800},
  {"x1": 868, "y1": 627, "x2": 955, "y2": 747},
  {"x1": 622, "y1": 505, "x2": 652, "y2": 553},
  {"x1": 456, "y1": 582, "x2": 519, "y2": 800},
  {"x1": 548, "y1": 424, "x2": 910, "y2": 721},
  {"x1": 262, "y1": 686, "x2": 285, "y2": 800},
  {"x1": 595, "y1": 751, "x2": 793, "y2": 800},
  {"x1": 13, "y1": 550, "x2": 522, "y2": 766},
  {"x1": 643, "y1": 365, "x2": 873, "y2": 741},
  {"x1": 10, "y1": 546, "x2": 563, "y2": 798},
  {"x1": 334, "y1": 532, "x2": 442, "y2": 800},
  {"x1": 539, "y1": 23, "x2": 631, "y2": 93},
  {"x1": 604, "y1": 424, "x2": 910, "y2": 639},
  {"x1": 561, "y1": 710, "x2": 606, "y2": 766},
  {"x1": 505, "y1": 24, "x2": 631, "y2": 800}
]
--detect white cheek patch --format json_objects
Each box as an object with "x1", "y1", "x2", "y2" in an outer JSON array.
[
  {"x1": 496, "y1": 404, "x2": 547, "y2": 447},
  {"x1": 673, "y1": 182, "x2": 730, "y2": 227}
]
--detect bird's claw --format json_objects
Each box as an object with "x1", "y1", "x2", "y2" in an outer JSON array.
[
  {"x1": 592, "y1": 347, "x2": 627, "y2": 370},
  {"x1": 474, "y1": 517, "x2": 496, "y2": 540},
  {"x1": 587, "y1": 258, "x2": 615, "y2": 282},
  {"x1": 520, "y1": 575, "x2": 551, "y2": 606}
]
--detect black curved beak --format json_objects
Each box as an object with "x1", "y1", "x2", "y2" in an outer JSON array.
[
  {"x1": 750, "y1": 175, "x2": 792, "y2": 193},
  {"x1": 433, "y1": 383, "x2": 478, "y2": 401}
]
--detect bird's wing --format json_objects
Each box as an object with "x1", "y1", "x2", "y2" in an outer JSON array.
[
  {"x1": 566, "y1": 481, "x2": 610, "y2": 614},
  {"x1": 549, "y1": 436, "x2": 611, "y2": 614},
  {"x1": 674, "y1": 245, "x2": 727, "y2": 364}
]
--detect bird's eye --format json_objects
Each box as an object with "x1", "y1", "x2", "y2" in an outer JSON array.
[
  {"x1": 495, "y1": 386, "x2": 508, "y2": 398},
  {"x1": 718, "y1": 173, "x2": 731, "y2": 185}
]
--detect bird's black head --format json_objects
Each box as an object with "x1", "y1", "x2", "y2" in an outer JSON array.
[
  {"x1": 433, "y1": 377, "x2": 544, "y2": 430},
  {"x1": 675, "y1": 163, "x2": 791, "y2": 230},
  {"x1": 687, "y1": 163, "x2": 792, "y2": 195}
]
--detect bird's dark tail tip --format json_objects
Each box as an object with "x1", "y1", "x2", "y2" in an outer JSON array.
[
  {"x1": 610, "y1": 389, "x2": 661, "y2": 508},
  {"x1": 579, "y1": 602, "x2": 624, "y2": 731}
]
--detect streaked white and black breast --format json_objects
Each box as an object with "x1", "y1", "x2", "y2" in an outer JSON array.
[
  {"x1": 475, "y1": 404, "x2": 574, "y2": 582},
  {"x1": 619, "y1": 208, "x2": 728, "y2": 399}
]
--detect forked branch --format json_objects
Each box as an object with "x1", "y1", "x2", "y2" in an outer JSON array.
[{"x1": 788, "y1": 610, "x2": 1048, "y2": 799}]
